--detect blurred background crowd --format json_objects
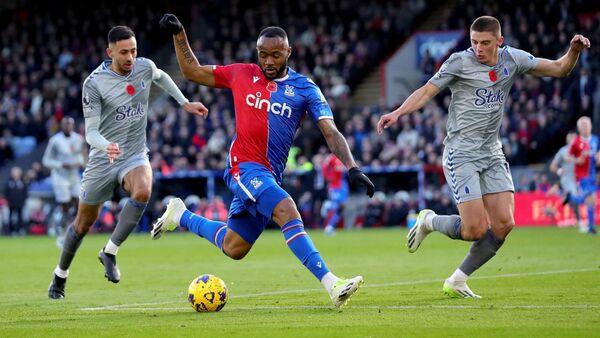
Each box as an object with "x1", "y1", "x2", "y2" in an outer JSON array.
[{"x1": 0, "y1": 0, "x2": 598, "y2": 235}]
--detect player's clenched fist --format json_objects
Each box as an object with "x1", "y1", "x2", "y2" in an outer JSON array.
[
  {"x1": 349, "y1": 167, "x2": 375, "y2": 198},
  {"x1": 160, "y1": 13, "x2": 183, "y2": 35},
  {"x1": 183, "y1": 101, "x2": 209, "y2": 119},
  {"x1": 570, "y1": 34, "x2": 591, "y2": 52},
  {"x1": 107, "y1": 142, "x2": 121, "y2": 163}
]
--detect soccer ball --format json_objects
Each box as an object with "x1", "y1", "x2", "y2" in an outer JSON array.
[{"x1": 187, "y1": 274, "x2": 228, "y2": 312}]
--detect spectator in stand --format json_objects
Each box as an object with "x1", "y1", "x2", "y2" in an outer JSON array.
[
  {"x1": 4, "y1": 167, "x2": 28, "y2": 235},
  {"x1": 0, "y1": 137, "x2": 14, "y2": 166}
]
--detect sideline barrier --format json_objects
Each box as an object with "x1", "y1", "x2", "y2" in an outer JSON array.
[{"x1": 514, "y1": 192, "x2": 600, "y2": 227}]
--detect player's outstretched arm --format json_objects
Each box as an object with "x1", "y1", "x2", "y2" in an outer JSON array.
[
  {"x1": 528, "y1": 34, "x2": 591, "y2": 78},
  {"x1": 318, "y1": 118, "x2": 375, "y2": 197},
  {"x1": 377, "y1": 82, "x2": 439, "y2": 134},
  {"x1": 151, "y1": 64, "x2": 209, "y2": 118},
  {"x1": 160, "y1": 13, "x2": 216, "y2": 87}
]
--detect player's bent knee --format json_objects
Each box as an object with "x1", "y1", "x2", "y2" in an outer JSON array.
[
  {"x1": 228, "y1": 249, "x2": 248, "y2": 260},
  {"x1": 223, "y1": 245, "x2": 249, "y2": 260},
  {"x1": 461, "y1": 223, "x2": 488, "y2": 241},
  {"x1": 272, "y1": 198, "x2": 300, "y2": 225},
  {"x1": 73, "y1": 219, "x2": 93, "y2": 236},
  {"x1": 131, "y1": 187, "x2": 152, "y2": 202},
  {"x1": 494, "y1": 218, "x2": 515, "y2": 238},
  {"x1": 222, "y1": 234, "x2": 252, "y2": 260}
]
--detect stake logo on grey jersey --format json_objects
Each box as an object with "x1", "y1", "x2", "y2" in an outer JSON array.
[
  {"x1": 115, "y1": 102, "x2": 145, "y2": 121},
  {"x1": 473, "y1": 88, "x2": 505, "y2": 108}
]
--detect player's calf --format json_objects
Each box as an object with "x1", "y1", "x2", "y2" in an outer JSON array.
[{"x1": 153, "y1": 198, "x2": 238, "y2": 257}]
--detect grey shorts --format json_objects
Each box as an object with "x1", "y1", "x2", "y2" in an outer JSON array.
[
  {"x1": 560, "y1": 177, "x2": 578, "y2": 196},
  {"x1": 80, "y1": 153, "x2": 150, "y2": 205},
  {"x1": 443, "y1": 148, "x2": 514, "y2": 204}
]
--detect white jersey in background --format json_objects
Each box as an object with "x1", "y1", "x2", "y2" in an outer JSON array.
[{"x1": 42, "y1": 131, "x2": 86, "y2": 202}]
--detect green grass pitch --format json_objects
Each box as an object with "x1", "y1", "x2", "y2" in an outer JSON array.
[{"x1": 0, "y1": 227, "x2": 598, "y2": 337}]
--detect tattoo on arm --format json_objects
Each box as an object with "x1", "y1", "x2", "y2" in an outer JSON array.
[
  {"x1": 176, "y1": 37, "x2": 196, "y2": 65},
  {"x1": 322, "y1": 121, "x2": 357, "y2": 169}
]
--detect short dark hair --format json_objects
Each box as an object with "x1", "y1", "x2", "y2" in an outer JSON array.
[
  {"x1": 470, "y1": 16, "x2": 501, "y2": 36},
  {"x1": 258, "y1": 26, "x2": 287, "y2": 40},
  {"x1": 108, "y1": 25, "x2": 135, "y2": 44}
]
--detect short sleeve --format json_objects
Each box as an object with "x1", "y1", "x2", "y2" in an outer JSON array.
[
  {"x1": 82, "y1": 78, "x2": 102, "y2": 118},
  {"x1": 305, "y1": 80, "x2": 333, "y2": 121},
  {"x1": 509, "y1": 47, "x2": 540, "y2": 75},
  {"x1": 428, "y1": 53, "x2": 462, "y2": 90},
  {"x1": 213, "y1": 63, "x2": 246, "y2": 89}
]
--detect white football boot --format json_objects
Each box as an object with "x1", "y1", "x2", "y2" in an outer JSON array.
[
  {"x1": 442, "y1": 279, "x2": 482, "y2": 299},
  {"x1": 407, "y1": 209, "x2": 435, "y2": 253},
  {"x1": 329, "y1": 276, "x2": 364, "y2": 308},
  {"x1": 151, "y1": 198, "x2": 186, "y2": 240}
]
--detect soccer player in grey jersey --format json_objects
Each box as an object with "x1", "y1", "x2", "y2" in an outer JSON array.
[
  {"x1": 48, "y1": 26, "x2": 208, "y2": 299},
  {"x1": 550, "y1": 132, "x2": 582, "y2": 230},
  {"x1": 42, "y1": 117, "x2": 86, "y2": 245},
  {"x1": 378, "y1": 16, "x2": 590, "y2": 298}
]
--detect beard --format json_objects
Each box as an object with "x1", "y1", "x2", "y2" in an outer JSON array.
[
  {"x1": 262, "y1": 62, "x2": 287, "y2": 80},
  {"x1": 116, "y1": 60, "x2": 133, "y2": 75}
]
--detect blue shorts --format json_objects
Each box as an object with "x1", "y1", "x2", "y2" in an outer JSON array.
[
  {"x1": 329, "y1": 183, "x2": 349, "y2": 203},
  {"x1": 578, "y1": 177, "x2": 597, "y2": 198},
  {"x1": 223, "y1": 162, "x2": 289, "y2": 243},
  {"x1": 326, "y1": 184, "x2": 349, "y2": 210}
]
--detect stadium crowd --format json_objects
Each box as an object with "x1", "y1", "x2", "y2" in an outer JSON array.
[{"x1": 0, "y1": 0, "x2": 598, "y2": 234}]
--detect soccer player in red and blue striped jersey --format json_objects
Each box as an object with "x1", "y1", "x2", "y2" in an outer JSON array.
[
  {"x1": 569, "y1": 116, "x2": 598, "y2": 234},
  {"x1": 152, "y1": 14, "x2": 375, "y2": 307},
  {"x1": 321, "y1": 154, "x2": 349, "y2": 235}
]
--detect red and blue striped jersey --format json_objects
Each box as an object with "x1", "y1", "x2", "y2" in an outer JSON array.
[
  {"x1": 322, "y1": 154, "x2": 345, "y2": 189},
  {"x1": 213, "y1": 63, "x2": 333, "y2": 183},
  {"x1": 570, "y1": 134, "x2": 599, "y2": 181}
]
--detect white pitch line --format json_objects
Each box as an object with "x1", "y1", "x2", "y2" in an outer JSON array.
[
  {"x1": 80, "y1": 304, "x2": 600, "y2": 312},
  {"x1": 79, "y1": 267, "x2": 599, "y2": 311}
]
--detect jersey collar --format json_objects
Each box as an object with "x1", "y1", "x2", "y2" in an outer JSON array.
[
  {"x1": 102, "y1": 60, "x2": 135, "y2": 79},
  {"x1": 273, "y1": 67, "x2": 294, "y2": 82},
  {"x1": 467, "y1": 47, "x2": 506, "y2": 68}
]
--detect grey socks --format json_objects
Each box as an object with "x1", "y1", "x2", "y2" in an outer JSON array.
[
  {"x1": 110, "y1": 199, "x2": 148, "y2": 246},
  {"x1": 58, "y1": 225, "x2": 84, "y2": 271},
  {"x1": 431, "y1": 214, "x2": 462, "y2": 240},
  {"x1": 458, "y1": 229, "x2": 504, "y2": 276}
]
